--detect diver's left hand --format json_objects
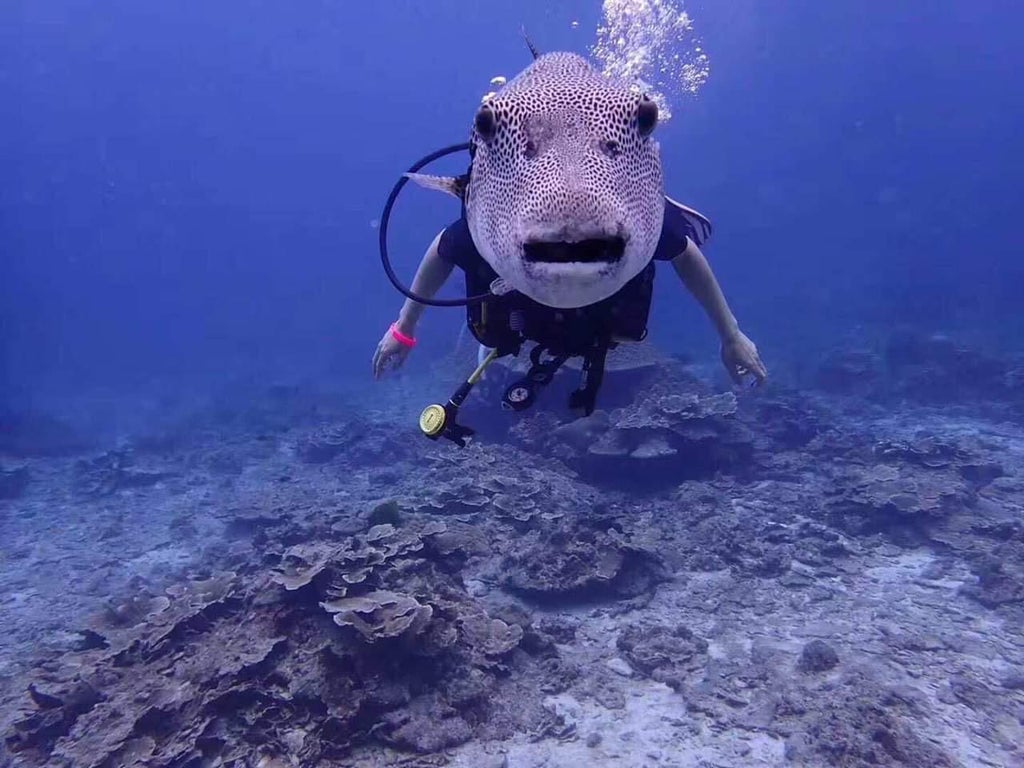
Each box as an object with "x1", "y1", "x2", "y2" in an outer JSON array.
[{"x1": 721, "y1": 331, "x2": 767, "y2": 387}]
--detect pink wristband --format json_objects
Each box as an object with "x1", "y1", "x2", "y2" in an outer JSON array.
[{"x1": 390, "y1": 322, "x2": 417, "y2": 348}]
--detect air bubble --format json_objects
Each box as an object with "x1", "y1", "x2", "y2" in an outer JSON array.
[{"x1": 590, "y1": 0, "x2": 711, "y2": 122}]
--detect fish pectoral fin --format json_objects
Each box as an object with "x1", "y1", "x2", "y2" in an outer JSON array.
[{"x1": 404, "y1": 173, "x2": 468, "y2": 200}]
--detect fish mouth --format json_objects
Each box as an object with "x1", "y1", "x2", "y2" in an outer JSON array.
[{"x1": 523, "y1": 236, "x2": 626, "y2": 265}]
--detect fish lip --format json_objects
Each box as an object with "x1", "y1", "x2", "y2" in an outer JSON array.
[{"x1": 522, "y1": 236, "x2": 627, "y2": 265}]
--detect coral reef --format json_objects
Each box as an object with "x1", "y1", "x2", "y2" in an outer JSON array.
[
  {"x1": 293, "y1": 417, "x2": 417, "y2": 469},
  {"x1": 797, "y1": 639, "x2": 839, "y2": 673},
  {"x1": 294, "y1": 422, "x2": 353, "y2": 463},
  {"x1": 4, "y1": 519, "x2": 548, "y2": 766},
  {"x1": 883, "y1": 331, "x2": 1007, "y2": 404},
  {"x1": 783, "y1": 676, "x2": 957, "y2": 767},
  {"x1": 503, "y1": 519, "x2": 667, "y2": 603},
  {"x1": 3, "y1": 336, "x2": 1024, "y2": 768},
  {"x1": 812, "y1": 330, "x2": 1024, "y2": 416},
  {"x1": 616, "y1": 623, "x2": 709, "y2": 689},
  {"x1": 400, "y1": 441, "x2": 601, "y2": 523},
  {"x1": 825, "y1": 461, "x2": 970, "y2": 543},
  {"x1": 509, "y1": 365, "x2": 753, "y2": 486},
  {"x1": 961, "y1": 554, "x2": 1024, "y2": 608},
  {"x1": 71, "y1": 449, "x2": 172, "y2": 498},
  {"x1": 814, "y1": 348, "x2": 884, "y2": 396}
]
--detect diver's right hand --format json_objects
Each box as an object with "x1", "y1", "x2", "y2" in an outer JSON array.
[
  {"x1": 721, "y1": 330, "x2": 767, "y2": 387},
  {"x1": 372, "y1": 323, "x2": 415, "y2": 379}
]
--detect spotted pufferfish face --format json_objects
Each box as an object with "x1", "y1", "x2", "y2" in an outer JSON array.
[{"x1": 465, "y1": 52, "x2": 665, "y2": 309}]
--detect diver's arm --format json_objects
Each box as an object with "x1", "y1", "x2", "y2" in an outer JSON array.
[
  {"x1": 670, "y1": 239, "x2": 739, "y2": 341},
  {"x1": 671, "y1": 239, "x2": 768, "y2": 384},
  {"x1": 394, "y1": 230, "x2": 454, "y2": 336}
]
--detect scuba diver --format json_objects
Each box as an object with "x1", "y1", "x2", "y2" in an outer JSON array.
[{"x1": 373, "y1": 49, "x2": 766, "y2": 446}]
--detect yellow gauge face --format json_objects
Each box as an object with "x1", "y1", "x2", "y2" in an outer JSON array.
[{"x1": 419, "y1": 404, "x2": 446, "y2": 436}]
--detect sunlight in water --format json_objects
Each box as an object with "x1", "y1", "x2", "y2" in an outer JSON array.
[{"x1": 589, "y1": 0, "x2": 710, "y2": 121}]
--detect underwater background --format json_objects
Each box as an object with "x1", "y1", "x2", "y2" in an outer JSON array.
[
  {"x1": 5, "y1": 0, "x2": 1021, "y2": 410},
  {"x1": 2, "y1": 1, "x2": 1024, "y2": 767}
]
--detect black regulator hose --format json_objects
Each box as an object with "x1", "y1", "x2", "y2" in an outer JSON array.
[{"x1": 378, "y1": 142, "x2": 492, "y2": 307}]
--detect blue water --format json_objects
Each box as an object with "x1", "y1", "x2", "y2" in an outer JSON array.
[
  {"x1": 4, "y1": 0, "x2": 1020, "y2": 409},
  {"x1": 4, "y1": 4, "x2": 1024, "y2": 764}
]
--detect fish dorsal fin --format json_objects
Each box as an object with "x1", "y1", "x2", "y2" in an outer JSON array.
[
  {"x1": 521, "y1": 26, "x2": 540, "y2": 60},
  {"x1": 405, "y1": 173, "x2": 469, "y2": 200}
]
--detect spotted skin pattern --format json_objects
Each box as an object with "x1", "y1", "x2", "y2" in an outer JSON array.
[{"x1": 466, "y1": 52, "x2": 665, "y2": 309}]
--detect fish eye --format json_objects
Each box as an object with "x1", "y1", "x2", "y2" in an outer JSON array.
[
  {"x1": 475, "y1": 104, "x2": 498, "y2": 141},
  {"x1": 601, "y1": 139, "x2": 621, "y2": 158},
  {"x1": 636, "y1": 95, "x2": 658, "y2": 137}
]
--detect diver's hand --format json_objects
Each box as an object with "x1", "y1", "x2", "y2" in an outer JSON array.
[
  {"x1": 372, "y1": 323, "x2": 414, "y2": 380},
  {"x1": 721, "y1": 330, "x2": 767, "y2": 387}
]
